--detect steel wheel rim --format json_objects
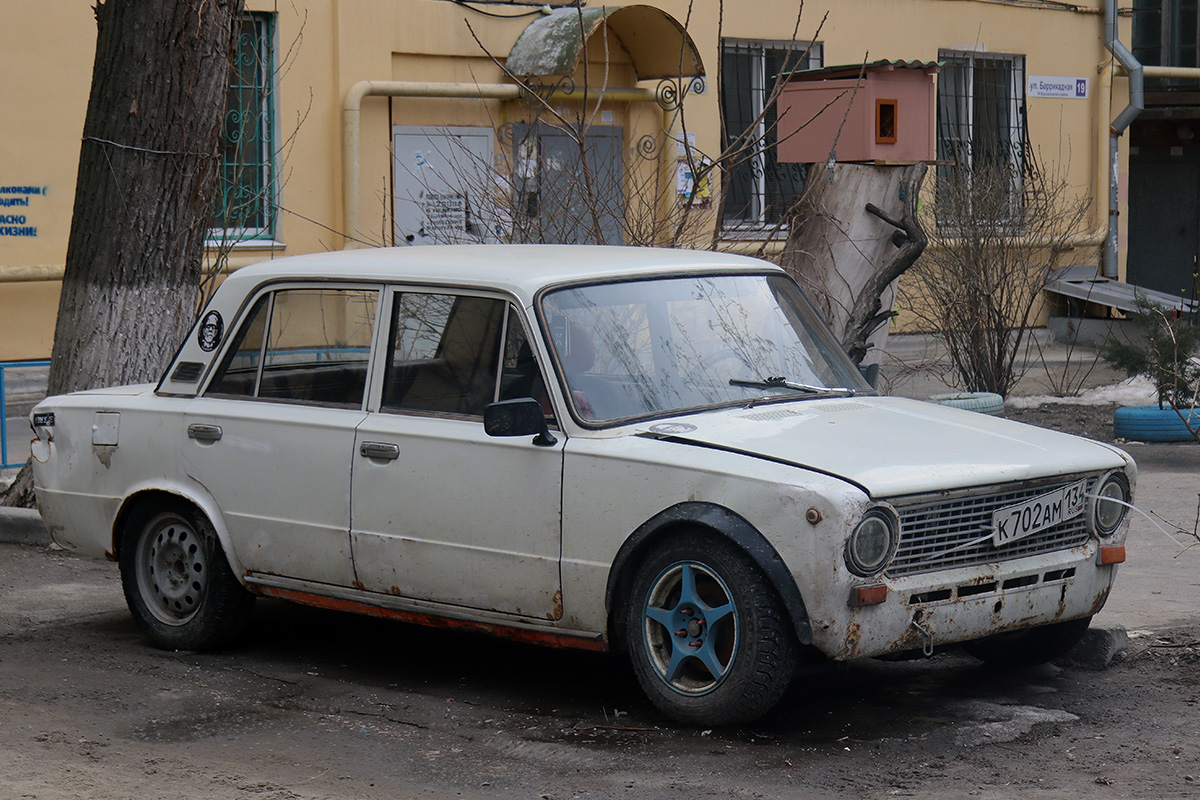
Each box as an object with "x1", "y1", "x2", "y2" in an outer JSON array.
[
  {"x1": 641, "y1": 561, "x2": 738, "y2": 695},
  {"x1": 135, "y1": 513, "x2": 208, "y2": 626}
]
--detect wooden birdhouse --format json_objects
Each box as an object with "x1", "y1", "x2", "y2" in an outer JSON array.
[{"x1": 776, "y1": 60, "x2": 939, "y2": 164}]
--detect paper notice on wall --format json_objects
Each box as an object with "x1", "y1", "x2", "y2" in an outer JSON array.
[{"x1": 421, "y1": 191, "x2": 467, "y2": 236}]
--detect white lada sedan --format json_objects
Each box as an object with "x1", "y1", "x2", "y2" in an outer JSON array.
[{"x1": 30, "y1": 245, "x2": 1134, "y2": 725}]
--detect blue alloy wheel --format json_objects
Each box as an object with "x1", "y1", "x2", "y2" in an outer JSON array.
[
  {"x1": 642, "y1": 561, "x2": 738, "y2": 695},
  {"x1": 624, "y1": 534, "x2": 796, "y2": 725}
]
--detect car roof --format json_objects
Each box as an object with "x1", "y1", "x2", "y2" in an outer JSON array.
[{"x1": 221, "y1": 245, "x2": 784, "y2": 301}]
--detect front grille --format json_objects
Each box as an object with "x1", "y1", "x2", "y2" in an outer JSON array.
[{"x1": 885, "y1": 476, "x2": 1096, "y2": 578}]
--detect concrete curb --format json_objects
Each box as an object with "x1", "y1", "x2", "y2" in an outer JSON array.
[
  {"x1": 0, "y1": 507, "x2": 51, "y2": 546},
  {"x1": 1059, "y1": 624, "x2": 1130, "y2": 671}
]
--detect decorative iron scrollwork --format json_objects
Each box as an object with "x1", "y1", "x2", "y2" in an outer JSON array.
[
  {"x1": 518, "y1": 75, "x2": 576, "y2": 107},
  {"x1": 655, "y1": 80, "x2": 682, "y2": 111},
  {"x1": 654, "y1": 76, "x2": 706, "y2": 111},
  {"x1": 634, "y1": 133, "x2": 661, "y2": 161},
  {"x1": 497, "y1": 122, "x2": 521, "y2": 147}
]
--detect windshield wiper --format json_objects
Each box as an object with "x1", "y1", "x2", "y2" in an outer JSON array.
[{"x1": 730, "y1": 377, "x2": 856, "y2": 397}]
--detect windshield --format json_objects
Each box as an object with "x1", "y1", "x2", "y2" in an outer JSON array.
[{"x1": 539, "y1": 272, "x2": 871, "y2": 424}]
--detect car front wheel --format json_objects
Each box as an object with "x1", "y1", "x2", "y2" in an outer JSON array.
[
  {"x1": 624, "y1": 534, "x2": 797, "y2": 725},
  {"x1": 118, "y1": 500, "x2": 254, "y2": 651}
]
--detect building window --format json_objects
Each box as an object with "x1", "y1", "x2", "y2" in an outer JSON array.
[
  {"x1": 213, "y1": 13, "x2": 276, "y2": 242},
  {"x1": 720, "y1": 39, "x2": 822, "y2": 232},
  {"x1": 936, "y1": 49, "x2": 1028, "y2": 227},
  {"x1": 1133, "y1": 0, "x2": 1200, "y2": 91}
]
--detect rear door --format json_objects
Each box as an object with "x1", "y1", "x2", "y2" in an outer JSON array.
[{"x1": 183, "y1": 285, "x2": 379, "y2": 587}]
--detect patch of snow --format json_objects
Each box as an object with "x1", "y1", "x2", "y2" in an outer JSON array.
[
  {"x1": 953, "y1": 701, "x2": 1079, "y2": 747},
  {"x1": 1007, "y1": 375, "x2": 1158, "y2": 409}
]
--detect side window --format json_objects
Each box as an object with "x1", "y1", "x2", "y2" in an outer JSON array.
[
  {"x1": 207, "y1": 294, "x2": 269, "y2": 397},
  {"x1": 207, "y1": 288, "x2": 379, "y2": 406},
  {"x1": 382, "y1": 292, "x2": 505, "y2": 416},
  {"x1": 498, "y1": 305, "x2": 552, "y2": 415}
]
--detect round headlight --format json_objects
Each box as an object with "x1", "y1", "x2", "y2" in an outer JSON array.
[
  {"x1": 1091, "y1": 473, "x2": 1130, "y2": 536},
  {"x1": 845, "y1": 508, "x2": 899, "y2": 576}
]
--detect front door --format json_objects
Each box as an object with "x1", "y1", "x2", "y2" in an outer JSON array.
[{"x1": 350, "y1": 291, "x2": 564, "y2": 619}]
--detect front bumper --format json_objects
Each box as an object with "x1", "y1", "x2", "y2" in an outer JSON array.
[{"x1": 817, "y1": 539, "x2": 1117, "y2": 660}]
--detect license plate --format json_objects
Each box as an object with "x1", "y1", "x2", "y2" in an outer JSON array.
[{"x1": 991, "y1": 480, "x2": 1087, "y2": 546}]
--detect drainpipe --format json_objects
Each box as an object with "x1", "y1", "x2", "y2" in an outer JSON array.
[
  {"x1": 1103, "y1": 0, "x2": 1144, "y2": 279},
  {"x1": 0, "y1": 264, "x2": 65, "y2": 283},
  {"x1": 342, "y1": 80, "x2": 662, "y2": 250}
]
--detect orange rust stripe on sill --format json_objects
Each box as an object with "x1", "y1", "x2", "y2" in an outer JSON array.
[{"x1": 257, "y1": 585, "x2": 608, "y2": 652}]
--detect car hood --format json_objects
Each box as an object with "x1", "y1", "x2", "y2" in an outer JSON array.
[{"x1": 636, "y1": 395, "x2": 1129, "y2": 498}]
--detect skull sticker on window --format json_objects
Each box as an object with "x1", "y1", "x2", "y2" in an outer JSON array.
[{"x1": 197, "y1": 310, "x2": 224, "y2": 352}]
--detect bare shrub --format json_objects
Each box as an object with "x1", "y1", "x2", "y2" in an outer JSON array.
[
  {"x1": 905, "y1": 157, "x2": 1091, "y2": 398},
  {"x1": 1027, "y1": 315, "x2": 1103, "y2": 398}
]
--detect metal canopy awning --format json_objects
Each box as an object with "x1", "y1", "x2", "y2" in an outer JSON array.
[
  {"x1": 781, "y1": 59, "x2": 941, "y2": 83},
  {"x1": 1045, "y1": 265, "x2": 1198, "y2": 313},
  {"x1": 506, "y1": 5, "x2": 704, "y2": 81}
]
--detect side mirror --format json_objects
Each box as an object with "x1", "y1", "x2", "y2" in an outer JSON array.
[{"x1": 484, "y1": 398, "x2": 557, "y2": 447}]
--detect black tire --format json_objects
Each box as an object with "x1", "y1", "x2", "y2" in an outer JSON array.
[
  {"x1": 118, "y1": 499, "x2": 255, "y2": 651},
  {"x1": 623, "y1": 533, "x2": 797, "y2": 725},
  {"x1": 963, "y1": 616, "x2": 1092, "y2": 668}
]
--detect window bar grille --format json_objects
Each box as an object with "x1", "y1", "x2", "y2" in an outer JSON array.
[
  {"x1": 720, "y1": 40, "x2": 818, "y2": 231},
  {"x1": 215, "y1": 13, "x2": 275, "y2": 239},
  {"x1": 936, "y1": 51, "x2": 1030, "y2": 227}
]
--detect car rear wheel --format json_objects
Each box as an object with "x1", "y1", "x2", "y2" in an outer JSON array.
[
  {"x1": 964, "y1": 616, "x2": 1092, "y2": 667},
  {"x1": 624, "y1": 534, "x2": 796, "y2": 725},
  {"x1": 119, "y1": 500, "x2": 254, "y2": 650}
]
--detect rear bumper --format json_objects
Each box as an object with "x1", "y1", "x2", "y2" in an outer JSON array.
[{"x1": 33, "y1": 485, "x2": 121, "y2": 560}]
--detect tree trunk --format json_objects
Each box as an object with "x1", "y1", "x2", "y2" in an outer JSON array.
[
  {"x1": 2, "y1": 0, "x2": 244, "y2": 508},
  {"x1": 781, "y1": 162, "x2": 928, "y2": 365}
]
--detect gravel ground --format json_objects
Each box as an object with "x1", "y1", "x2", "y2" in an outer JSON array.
[{"x1": 1002, "y1": 403, "x2": 1126, "y2": 443}]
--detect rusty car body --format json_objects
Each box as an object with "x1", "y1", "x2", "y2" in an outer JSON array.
[{"x1": 30, "y1": 245, "x2": 1134, "y2": 724}]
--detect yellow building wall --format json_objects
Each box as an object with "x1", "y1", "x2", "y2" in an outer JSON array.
[
  {"x1": 0, "y1": 0, "x2": 1130, "y2": 359},
  {"x1": 0, "y1": 0, "x2": 95, "y2": 360}
]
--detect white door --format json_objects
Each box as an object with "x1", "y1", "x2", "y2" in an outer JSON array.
[
  {"x1": 186, "y1": 286, "x2": 380, "y2": 587},
  {"x1": 181, "y1": 399, "x2": 365, "y2": 586},
  {"x1": 350, "y1": 292, "x2": 564, "y2": 619}
]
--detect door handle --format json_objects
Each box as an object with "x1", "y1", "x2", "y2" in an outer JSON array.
[
  {"x1": 360, "y1": 441, "x2": 400, "y2": 460},
  {"x1": 187, "y1": 424, "x2": 223, "y2": 442}
]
